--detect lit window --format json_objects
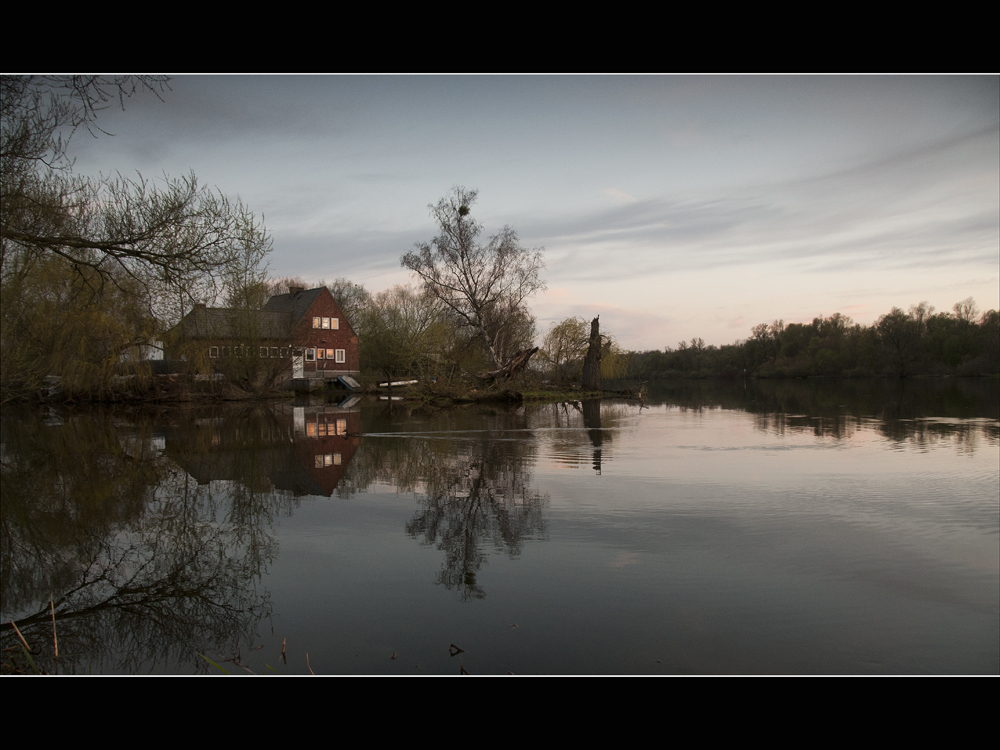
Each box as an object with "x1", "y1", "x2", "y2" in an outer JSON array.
[
  {"x1": 332, "y1": 318, "x2": 339, "y2": 330},
  {"x1": 317, "y1": 349, "x2": 325, "y2": 359},
  {"x1": 326, "y1": 348, "x2": 334, "y2": 359},
  {"x1": 335, "y1": 349, "x2": 346, "y2": 363},
  {"x1": 337, "y1": 419, "x2": 347, "y2": 435},
  {"x1": 313, "y1": 317, "x2": 321, "y2": 328},
  {"x1": 322, "y1": 317, "x2": 331, "y2": 329}
]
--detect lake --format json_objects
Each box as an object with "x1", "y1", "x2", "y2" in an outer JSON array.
[{"x1": 2, "y1": 378, "x2": 997, "y2": 674}]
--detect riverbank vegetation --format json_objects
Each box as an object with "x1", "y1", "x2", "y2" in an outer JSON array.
[{"x1": 618, "y1": 301, "x2": 998, "y2": 381}]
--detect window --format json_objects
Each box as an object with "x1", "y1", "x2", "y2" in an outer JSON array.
[
  {"x1": 317, "y1": 349, "x2": 325, "y2": 359},
  {"x1": 332, "y1": 318, "x2": 339, "y2": 330},
  {"x1": 222, "y1": 346, "x2": 231, "y2": 358},
  {"x1": 313, "y1": 317, "x2": 321, "y2": 329},
  {"x1": 336, "y1": 349, "x2": 346, "y2": 363},
  {"x1": 210, "y1": 346, "x2": 219, "y2": 358},
  {"x1": 322, "y1": 317, "x2": 330, "y2": 329},
  {"x1": 325, "y1": 348, "x2": 334, "y2": 360},
  {"x1": 260, "y1": 346, "x2": 268, "y2": 357},
  {"x1": 305, "y1": 348, "x2": 315, "y2": 361},
  {"x1": 314, "y1": 453, "x2": 342, "y2": 468},
  {"x1": 271, "y1": 347, "x2": 279, "y2": 358},
  {"x1": 312, "y1": 316, "x2": 340, "y2": 329}
]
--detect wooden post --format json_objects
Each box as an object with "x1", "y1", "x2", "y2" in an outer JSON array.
[{"x1": 582, "y1": 316, "x2": 601, "y2": 391}]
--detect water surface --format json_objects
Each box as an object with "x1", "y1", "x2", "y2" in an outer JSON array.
[{"x1": 2, "y1": 379, "x2": 997, "y2": 674}]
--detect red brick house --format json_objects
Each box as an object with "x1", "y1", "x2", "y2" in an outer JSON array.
[
  {"x1": 166, "y1": 286, "x2": 360, "y2": 381},
  {"x1": 264, "y1": 286, "x2": 360, "y2": 379}
]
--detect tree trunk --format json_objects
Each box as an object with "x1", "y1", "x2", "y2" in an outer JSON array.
[
  {"x1": 582, "y1": 316, "x2": 601, "y2": 391},
  {"x1": 477, "y1": 347, "x2": 539, "y2": 382}
]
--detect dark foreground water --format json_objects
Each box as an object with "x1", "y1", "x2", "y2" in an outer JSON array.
[{"x1": 2, "y1": 379, "x2": 997, "y2": 675}]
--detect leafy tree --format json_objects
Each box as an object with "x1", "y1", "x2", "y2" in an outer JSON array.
[
  {"x1": 1, "y1": 76, "x2": 271, "y2": 398},
  {"x1": 359, "y1": 285, "x2": 441, "y2": 383},
  {"x1": 877, "y1": 306, "x2": 923, "y2": 377},
  {"x1": 541, "y1": 316, "x2": 589, "y2": 381},
  {"x1": 401, "y1": 186, "x2": 545, "y2": 370}
]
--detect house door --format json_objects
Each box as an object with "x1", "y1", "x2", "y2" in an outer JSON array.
[{"x1": 292, "y1": 350, "x2": 304, "y2": 378}]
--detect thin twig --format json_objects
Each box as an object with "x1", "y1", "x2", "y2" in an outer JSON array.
[{"x1": 306, "y1": 653, "x2": 315, "y2": 675}]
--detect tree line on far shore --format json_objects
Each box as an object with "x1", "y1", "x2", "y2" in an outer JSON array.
[{"x1": 615, "y1": 301, "x2": 999, "y2": 381}]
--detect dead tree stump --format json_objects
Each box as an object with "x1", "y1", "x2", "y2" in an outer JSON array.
[{"x1": 582, "y1": 316, "x2": 601, "y2": 391}]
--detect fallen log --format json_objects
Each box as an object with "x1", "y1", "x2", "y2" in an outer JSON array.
[{"x1": 477, "y1": 347, "x2": 539, "y2": 382}]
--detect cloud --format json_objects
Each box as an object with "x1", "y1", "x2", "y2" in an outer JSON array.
[
  {"x1": 601, "y1": 187, "x2": 638, "y2": 204},
  {"x1": 522, "y1": 123, "x2": 998, "y2": 284}
]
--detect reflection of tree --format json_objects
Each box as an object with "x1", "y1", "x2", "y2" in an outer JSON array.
[
  {"x1": 407, "y1": 446, "x2": 546, "y2": 600},
  {"x1": 643, "y1": 378, "x2": 998, "y2": 452},
  {"x1": 522, "y1": 401, "x2": 630, "y2": 474},
  {"x1": 343, "y1": 403, "x2": 547, "y2": 601},
  {"x1": 0, "y1": 406, "x2": 293, "y2": 674}
]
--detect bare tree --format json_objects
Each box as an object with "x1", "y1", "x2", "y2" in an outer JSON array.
[
  {"x1": 401, "y1": 187, "x2": 544, "y2": 370},
  {"x1": 1, "y1": 76, "x2": 271, "y2": 307}
]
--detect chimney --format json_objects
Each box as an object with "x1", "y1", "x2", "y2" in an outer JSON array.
[{"x1": 290, "y1": 285, "x2": 304, "y2": 297}]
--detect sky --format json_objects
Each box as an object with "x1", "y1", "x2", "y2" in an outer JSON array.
[{"x1": 71, "y1": 75, "x2": 999, "y2": 351}]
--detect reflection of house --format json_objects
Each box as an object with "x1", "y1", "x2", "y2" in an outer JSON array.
[
  {"x1": 164, "y1": 404, "x2": 361, "y2": 498},
  {"x1": 165, "y1": 286, "x2": 359, "y2": 380}
]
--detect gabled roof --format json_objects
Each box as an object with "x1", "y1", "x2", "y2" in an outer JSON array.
[
  {"x1": 168, "y1": 287, "x2": 345, "y2": 342},
  {"x1": 172, "y1": 306, "x2": 294, "y2": 340},
  {"x1": 263, "y1": 287, "x2": 327, "y2": 320}
]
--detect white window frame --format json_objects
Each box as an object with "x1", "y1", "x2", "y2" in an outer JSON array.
[{"x1": 335, "y1": 349, "x2": 346, "y2": 363}]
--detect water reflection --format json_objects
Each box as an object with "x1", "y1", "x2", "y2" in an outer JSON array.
[
  {"x1": 2, "y1": 377, "x2": 996, "y2": 674},
  {"x1": 0, "y1": 404, "x2": 348, "y2": 674},
  {"x1": 340, "y1": 403, "x2": 549, "y2": 600}
]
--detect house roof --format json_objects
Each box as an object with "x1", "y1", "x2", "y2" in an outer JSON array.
[
  {"x1": 169, "y1": 287, "x2": 346, "y2": 341},
  {"x1": 172, "y1": 306, "x2": 294, "y2": 340},
  {"x1": 263, "y1": 287, "x2": 327, "y2": 319}
]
